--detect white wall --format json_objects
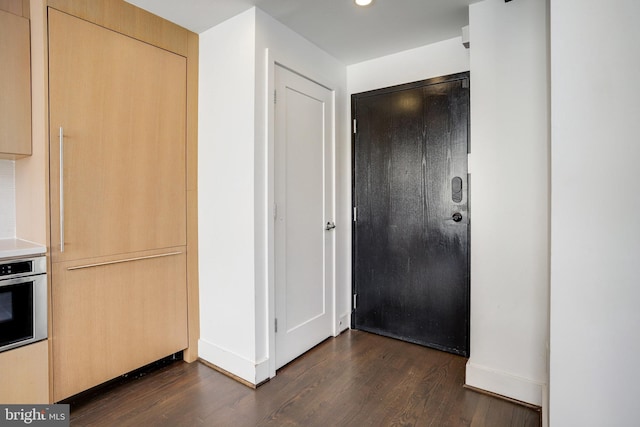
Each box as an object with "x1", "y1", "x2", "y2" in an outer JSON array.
[
  {"x1": 549, "y1": 0, "x2": 640, "y2": 424},
  {"x1": 198, "y1": 9, "x2": 258, "y2": 383},
  {"x1": 198, "y1": 7, "x2": 348, "y2": 385},
  {"x1": 466, "y1": 0, "x2": 549, "y2": 406},
  {"x1": 348, "y1": 36, "x2": 469, "y2": 94},
  {"x1": 0, "y1": 160, "x2": 16, "y2": 238}
]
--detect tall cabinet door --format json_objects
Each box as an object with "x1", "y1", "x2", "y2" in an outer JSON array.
[{"x1": 49, "y1": 9, "x2": 187, "y2": 263}]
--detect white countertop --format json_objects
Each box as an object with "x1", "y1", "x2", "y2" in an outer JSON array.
[{"x1": 0, "y1": 238, "x2": 47, "y2": 259}]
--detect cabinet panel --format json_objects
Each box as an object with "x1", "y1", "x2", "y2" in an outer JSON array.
[
  {"x1": 0, "y1": 0, "x2": 28, "y2": 17},
  {"x1": 0, "y1": 340, "x2": 49, "y2": 403},
  {"x1": 0, "y1": 8, "x2": 31, "y2": 158},
  {"x1": 51, "y1": 249, "x2": 188, "y2": 401},
  {"x1": 48, "y1": 9, "x2": 187, "y2": 262},
  {"x1": 47, "y1": 0, "x2": 188, "y2": 56}
]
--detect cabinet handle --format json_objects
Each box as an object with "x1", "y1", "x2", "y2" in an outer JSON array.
[
  {"x1": 66, "y1": 251, "x2": 183, "y2": 271},
  {"x1": 59, "y1": 126, "x2": 65, "y2": 253}
]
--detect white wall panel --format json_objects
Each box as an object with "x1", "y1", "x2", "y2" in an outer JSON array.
[
  {"x1": 466, "y1": 0, "x2": 549, "y2": 406},
  {"x1": 550, "y1": 0, "x2": 640, "y2": 424},
  {"x1": 198, "y1": 9, "x2": 258, "y2": 376}
]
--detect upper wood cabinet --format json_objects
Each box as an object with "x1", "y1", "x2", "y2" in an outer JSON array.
[
  {"x1": 0, "y1": 8, "x2": 31, "y2": 159},
  {"x1": 48, "y1": 8, "x2": 187, "y2": 263}
]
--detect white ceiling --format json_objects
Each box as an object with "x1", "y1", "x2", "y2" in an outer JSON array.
[{"x1": 125, "y1": 0, "x2": 481, "y2": 65}]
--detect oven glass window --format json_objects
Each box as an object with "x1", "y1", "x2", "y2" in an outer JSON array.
[
  {"x1": 0, "y1": 292, "x2": 12, "y2": 322},
  {"x1": 0, "y1": 282, "x2": 34, "y2": 346}
]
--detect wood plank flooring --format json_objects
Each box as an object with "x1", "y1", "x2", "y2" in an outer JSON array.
[{"x1": 67, "y1": 330, "x2": 540, "y2": 426}]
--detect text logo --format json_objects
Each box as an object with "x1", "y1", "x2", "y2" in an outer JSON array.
[{"x1": 0, "y1": 405, "x2": 69, "y2": 426}]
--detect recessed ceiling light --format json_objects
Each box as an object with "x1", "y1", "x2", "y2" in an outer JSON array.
[{"x1": 355, "y1": 0, "x2": 373, "y2": 6}]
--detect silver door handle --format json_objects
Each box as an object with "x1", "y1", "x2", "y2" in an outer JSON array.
[
  {"x1": 325, "y1": 221, "x2": 336, "y2": 231},
  {"x1": 67, "y1": 251, "x2": 183, "y2": 271},
  {"x1": 59, "y1": 126, "x2": 65, "y2": 253}
]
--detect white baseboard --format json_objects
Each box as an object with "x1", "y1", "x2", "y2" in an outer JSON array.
[
  {"x1": 199, "y1": 338, "x2": 264, "y2": 385},
  {"x1": 541, "y1": 382, "x2": 549, "y2": 427},
  {"x1": 335, "y1": 312, "x2": 350, "y2": 335},
  {"x1": 465, "y1": 361, "x2": 544, "y2": 406},
  {"x1": 255, "y1": 357, "x2": 270, "y2": 384}
]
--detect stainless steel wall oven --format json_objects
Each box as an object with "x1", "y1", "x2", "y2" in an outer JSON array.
[{"x1": 0, "y1": 255, "x2": 47, "y2": 353}]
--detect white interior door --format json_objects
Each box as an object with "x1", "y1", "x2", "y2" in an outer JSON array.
[{"x1": 274, "y1": 65, "x2": 334, "y2": 369}]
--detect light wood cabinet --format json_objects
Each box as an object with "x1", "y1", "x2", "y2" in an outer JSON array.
[
  {"x1": 51, "y1": 250, "x2": 188, "y2": 401},
  {"x1": 0, "y1": 340, "x2": 49, "y2": 403},
  {"x1": 48, "y1": 8, "x2": 187, "y2": 263},
  {"x1": 0, "y1": 7, "x2": 31, "y2": 159},
  {"x1": 47, "y1": 6, "x2": 192, "y2": 401}
]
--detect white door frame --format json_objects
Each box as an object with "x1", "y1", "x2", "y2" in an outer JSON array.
[{"x1": 266, "y1": 50, "x2": 337, "y2": 379}]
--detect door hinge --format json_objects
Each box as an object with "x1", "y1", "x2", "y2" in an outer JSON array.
[
  {"x1": 353, "y1": 119, "x2": 357, "y2": 134},
  {"x1": 353, "y1": 294, "x2": 357, "y2": 310},
  {"x1": 462, "y1": 78, "x2": 469, "y2": 89},
  {"x1": 275, "y1": 318, "x2": 278, "y2": 333},
  {"x1": 353, "y1": 206, "x2": 357, "y2": 222},
  {"x1": 273, "y1": 203, "x2": 278, "y2": 219},
  {"x1": 274, "y1": 89, "x2": 277, "y2": 104}
]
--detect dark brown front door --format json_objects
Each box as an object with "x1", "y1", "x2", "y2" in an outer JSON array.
[{"x1": 352, "y1": 72, "x2": 470, "y2": 356}]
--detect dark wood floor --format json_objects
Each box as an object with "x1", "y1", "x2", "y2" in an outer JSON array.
[{"x1": 68, "y1": 330, "x2": 540, "y2": 426}]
